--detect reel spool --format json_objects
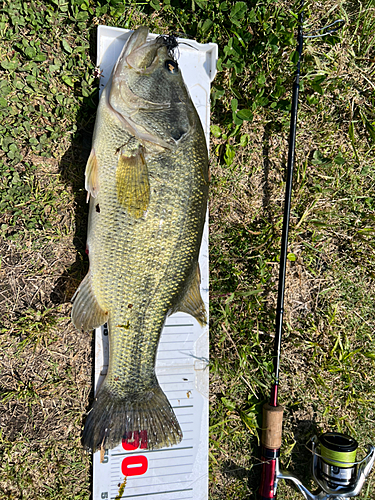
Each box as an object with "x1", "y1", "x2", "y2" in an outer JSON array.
[
  {"x1": 310, "y1": 432, "x2": 375, "y2": 499},
  {"x1": 317, "y1": 433, "x2": 358, "y2": 489}
]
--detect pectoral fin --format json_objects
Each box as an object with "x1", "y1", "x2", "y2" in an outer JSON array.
[
  {"x1": 116, "y1": 146, "x2": 150, "y2": 218},
  {"x1": 170, "y1": 264, "x2": 207, "y2": 326},
  {"x1": 85, "y1": 148, "x2": 99, "y2": 201},
  {"x1": 71, "y1": 271, "x2": 108, "y2": 332}
]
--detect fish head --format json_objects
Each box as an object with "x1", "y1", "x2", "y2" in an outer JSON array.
[
  {"x1": 109, "y1": 27, "x2": 197, "y2": 147},
  {"x1": 112, "y1": 26, "x2": 162, "y2": 80}
]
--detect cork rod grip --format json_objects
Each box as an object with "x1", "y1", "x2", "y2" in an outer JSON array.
[{"x1": 261, "y1": 403, "x2": 284, "y2": 449}]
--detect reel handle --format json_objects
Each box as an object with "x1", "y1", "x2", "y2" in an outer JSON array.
[{"x1": 259, "y1": 404, "x2": 284, "y2": 499}]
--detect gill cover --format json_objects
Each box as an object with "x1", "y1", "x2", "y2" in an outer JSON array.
[{"x1": 108, "y1": 29, "x2": 174, "y2": 152}]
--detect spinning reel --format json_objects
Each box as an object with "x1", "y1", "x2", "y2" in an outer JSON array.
[{"x1": 263, "y1": 432, "x2": 375, "y2": 499}]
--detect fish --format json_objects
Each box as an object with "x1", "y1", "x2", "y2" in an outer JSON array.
[{"x1": 71, "y1": 27, "x2": 209, "y2": 452}]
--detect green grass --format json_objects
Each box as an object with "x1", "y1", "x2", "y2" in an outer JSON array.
[{"x1": 0, "y1": 0, "x2": 375, "y2": 498}]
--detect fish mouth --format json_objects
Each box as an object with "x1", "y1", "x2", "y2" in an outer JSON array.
[{"x1": 114, "y1": 27, "x2": 168, "y2": 77}]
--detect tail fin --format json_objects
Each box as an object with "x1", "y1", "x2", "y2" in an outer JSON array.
[{"x1": 82, "y1": 382, "x2": 182, "y2": 452}]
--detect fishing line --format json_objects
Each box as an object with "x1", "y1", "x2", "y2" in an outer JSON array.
[
  {"x1": 156, "y1": 33, "x2": 198, "y2": 60},
  {"x1": 304, "y1": 19, "x2": 346, "y2": 38},
  {"x1": 309, "y1": 445, "x2": 375, "y2": 467},
  {"x1": 319, "y1": 433, "x2": 358, "y2": 468}
]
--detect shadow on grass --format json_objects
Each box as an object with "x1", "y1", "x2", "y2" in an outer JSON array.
[{"x1": 51, "y1": 28, "x2": 99, "y2": 306}]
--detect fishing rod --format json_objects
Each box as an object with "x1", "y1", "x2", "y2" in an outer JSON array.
[{"x1": 258, "y1": 3, "x2": 375, "y2": 499}]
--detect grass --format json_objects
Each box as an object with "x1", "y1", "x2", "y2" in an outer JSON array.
[{"x1": 0, "y1": 0, "x2": 375, "y2": 498}]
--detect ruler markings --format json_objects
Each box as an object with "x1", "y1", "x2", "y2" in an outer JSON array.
[
  {"x1": 161, "y1": 331, "x2": 194, "y2": 334},
  {"x1": 169, "y1": 398, "x2": 195, "y2": 403},
  {"x1": 110, "y1": 490, "x2": 193, "y2": 500},
  {"x1": 161, "y1": 332, "x2": 194, "y2": 335},
  {"x1": 163, "y1": 324, "x2": 194, "y2": 328},
  {"x1": 160, "y1": 380, "x2": 194, "y2": 392},
  {"x1": 161, "y1": 391, "x2": 194, "y2": 395},
  {"x1": 168, "y1": 402, "x2": 194, "y2": 406},
  {"x1": 163, "y1": 383, "x2": 194, "y2": 387},
  {"x1": 174, "y1": 422, "x2": 194, "y2": 429},
  {"x1": 110, "y1": 454, "x2": 193, "y2": 464},
  {"x1": 173, "y1": 407, "x2": 194, "y2": 411},
  {"x1": 111, "y1": 480, "x2": 192, "y2": 492},
  {"x1": 162, "y1": 384, "x2": 192, "y2": 389},
  {"x1": 164, "y1": 388, "x2": 194, "y2": 392},
  {"x1": 158, "y1": 380, "x2": 192, "y2": 385},
  {"x1": 170, "y1": 401, "x2": 194, "y2": 406},
  {"x1": 159, "y1": 338, "x2": 194, "y2": 343},
  {"x1": 159, "y1": 377, "x2": 194, "y2": 381},
  {"x1": 159, "y1": 381, "x2": 194, "y2": 385},
  {"x1": 146, "y1": 453, "x2": 194, "y2": 462},
  {"x1": 111, "y1": 445, "x2": 194, "y2": 457},
  {"x1": 163, "y1": 404, "x2": 193, "y2": 409},
  {"x1": 157, "y1": 351, "x2": 193, "y2": 356},
  {"x1": 148, "y1": 464, "x2": 194, "y2": 472},
  {"x1": 171, "y1": 412, "x2": 194, "y2": 417},
  {"x1": 110, "y1": 475, "x2": 194, "y2": 485},
  {"x1": 157, "y1": 356, "x2": 194, "y2": 361},
  {"x1": 157, "y1": 355, "x2": 193, "y2": 358},
  {"x1": 110, "y1": 489, "x2": 193, "y2": 499},
  {"x1": 160, "y1": 333, "x2": 194, "y2": 336},
  {"x1": 157, "y1": 347, "x2": 194, "y2": 352},
  {"x1": 158, "y1": 377, "x2": 194, "y2": 381},
  {"x1": 164, "y1": 392, "x2": 194, "y2": 397},
  {"x1": 111, "y1": 489, "x2": 194, "y2": 500},
  {"x1": 112, "y1": 472, "x2": 193, "y2": 485},
  {"x1": 111, "y1": 494, "x2": 193, "y2": 499},
  {"x1": 159, "y1": 343, "x2": 194, "y2": 347},
  {"x1": 158, "y1": 349, "x2": 194, "y2": 353},
  {"x1": 157, "y1": 370, "x2": 194, "y2": 375},
  {"x1": 158, "y1": 346, "x2": 193, "y2": 349},
  {"x1": 110, "y1": 451, "x2": 193, "y2": 468}
]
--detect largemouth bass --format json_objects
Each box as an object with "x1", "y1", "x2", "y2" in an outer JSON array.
[{"x1": 71, "y1": 27, "x2": 208, "y2": 452}]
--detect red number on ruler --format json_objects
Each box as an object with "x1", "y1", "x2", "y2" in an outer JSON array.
[
  {"x1": 122, "y1": 431, "x2": 148, "y2": 450},
  {"x1": 121, "y1": 431, "x2": 149, "y2": 477},
  {"x1": 121, "y1": 455, "x2": 148, "y2": 476}
]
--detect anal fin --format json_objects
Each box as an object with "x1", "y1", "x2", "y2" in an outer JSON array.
[
  {"x1": 170, "y1": 264, "x2": 207, "y2": 326},
  {"x1": 116, "y1": 145, "x2": 150, "y2": 218},
  {"x1": 71, "y1": 271, "x2": 108, "y2": 332}
]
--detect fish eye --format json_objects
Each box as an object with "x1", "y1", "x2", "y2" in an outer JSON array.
[{"x1": 164, "y1": 60, "x2": 179, "y2": 74}]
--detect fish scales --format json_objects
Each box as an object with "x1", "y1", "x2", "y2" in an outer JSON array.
[
  {"x1": 93, "y1": 130, "x2": 206, "y2": 385},
  {"x1": 71, "y1": 27, "x2": 208, "y2": 452}
]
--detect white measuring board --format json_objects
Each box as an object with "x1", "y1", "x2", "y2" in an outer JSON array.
[{"x1": 92, "y1": 26, "x2": 217, "y2": 500}]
